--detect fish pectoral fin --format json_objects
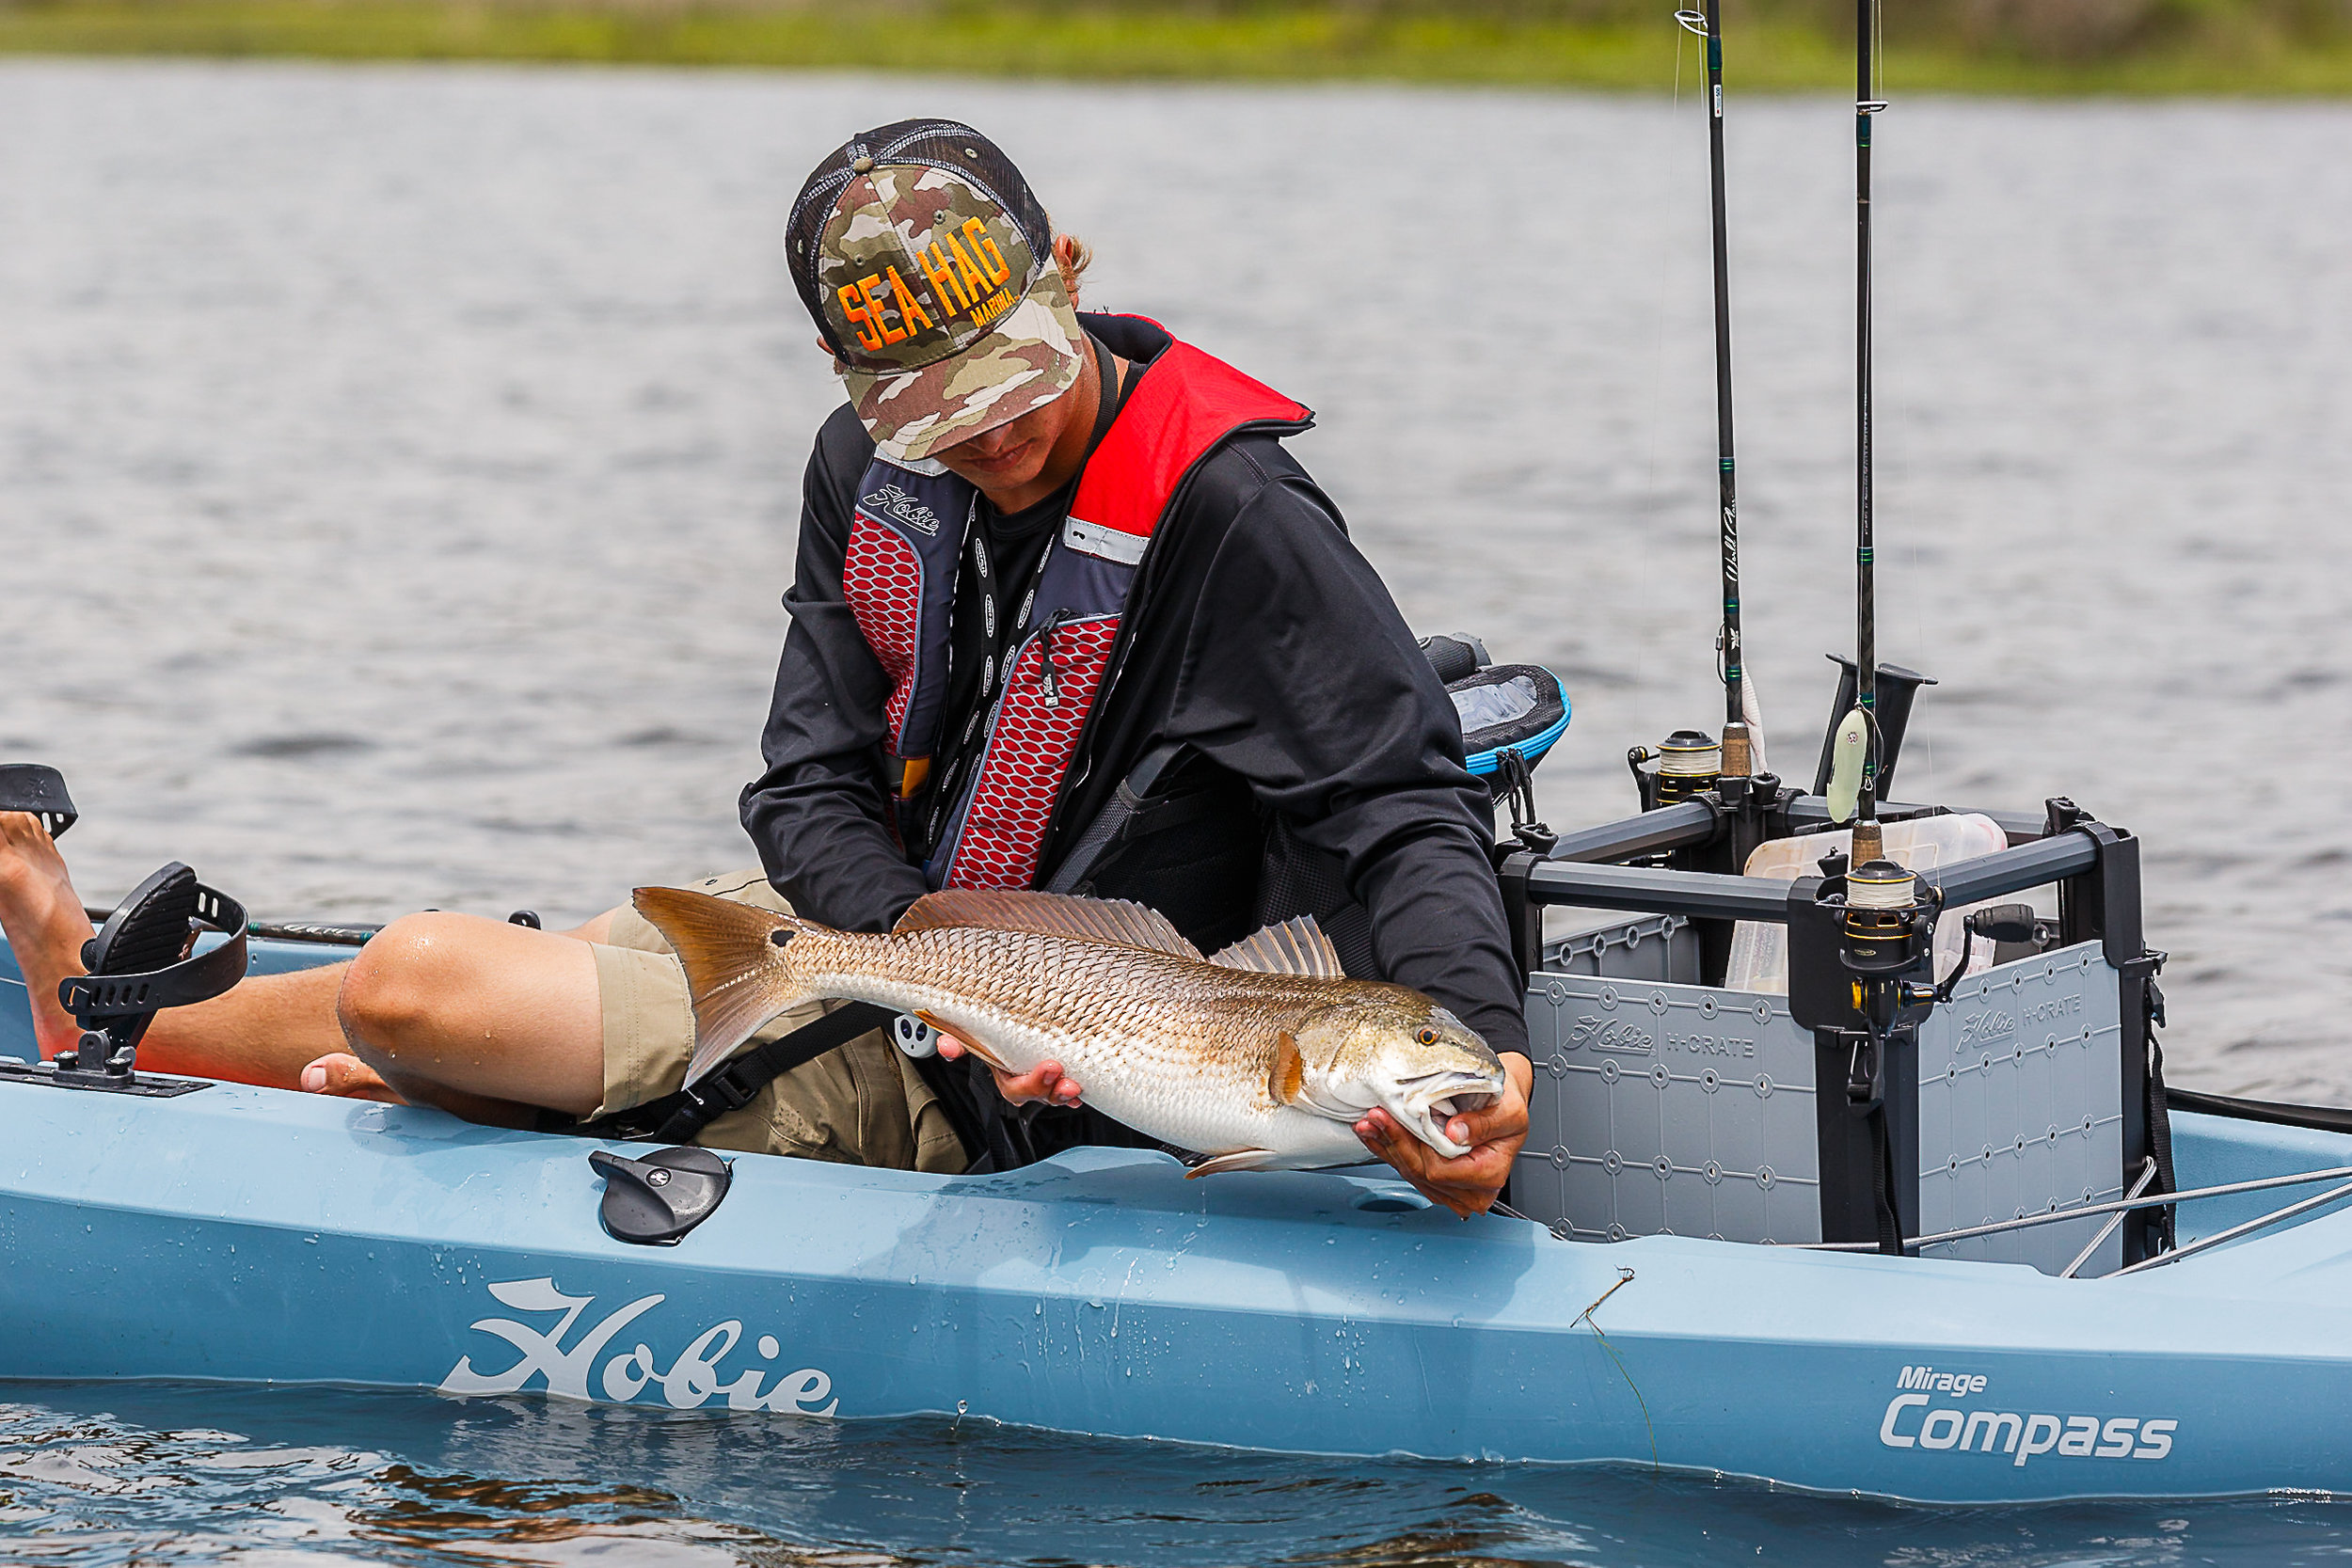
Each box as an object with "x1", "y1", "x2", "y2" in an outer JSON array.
[
  {"x1": 1184, "y1": 1148, "x2": 1285, "y2": 1180},
  {"x1": 1268, "y1": 1029, "x2": 1308, "y2": 1107},
  {"x1": 919, "y1": 1009, "x2": 1011, "y2": 1073}
]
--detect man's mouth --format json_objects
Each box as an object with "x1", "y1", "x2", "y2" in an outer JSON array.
[{"x1": 959, "y1": 438, "x2": 1034, "y2": 474}]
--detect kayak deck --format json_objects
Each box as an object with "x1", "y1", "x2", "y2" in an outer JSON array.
[
  {"x1": 0, "y1": 1075, "x2": 2346, "y2": 1498},
  {"x1": 7, "y1": 932, "x2": 2352, "y2": 1501}
]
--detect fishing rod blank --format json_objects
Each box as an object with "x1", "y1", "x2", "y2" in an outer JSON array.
[
  {"x1": 1848, "y1": 0, "x2": 1889, "y2": 863},
  {"x1": 1675, "y1": 4, "x2": 1751, "y2": 780}
]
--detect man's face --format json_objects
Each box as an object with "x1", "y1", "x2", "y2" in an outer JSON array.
[{"x1": 930, "y1": 388, "x2": 1075, "y2": 499}]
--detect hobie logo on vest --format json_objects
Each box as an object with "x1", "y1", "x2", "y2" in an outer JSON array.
[
  {"x1": 1879, "y1": 1365, "x2": 2174, "y2": 1465},
  {"x1": 862, "y1": 483, "x2": 943, "y2": 537},
  {"x1": 439, "y1": 1277, "x2": 839, "y2": 1415}
]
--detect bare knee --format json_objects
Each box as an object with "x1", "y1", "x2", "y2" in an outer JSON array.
[{"x1": 336, "y1": 911, "x2": 485, "y2": 1064}]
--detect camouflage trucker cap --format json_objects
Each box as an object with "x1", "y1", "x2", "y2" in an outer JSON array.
[{"x1": 786, "y1": 120, "x2": 1084, "y2": 465}]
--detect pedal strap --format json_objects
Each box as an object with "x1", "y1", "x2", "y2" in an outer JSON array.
[
  {"x1": 56, "y1": 862, "x2": 247, "y2": 1072},
  {"x1": 0, "y1": 764, "x2": 76, "y2": 838},
  {"x1": 572, "y1": 1002, "x2": 896, "y2": 1146}
]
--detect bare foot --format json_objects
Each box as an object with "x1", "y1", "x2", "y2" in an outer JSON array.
[
  {"x1": 0, "y1": 811, "x2": 99, "y2": 1060},
  {"x1": 299, "y1": 1052, "x2": 406, "y2": 1104}
]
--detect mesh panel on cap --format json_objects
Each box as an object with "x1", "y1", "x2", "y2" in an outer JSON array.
[{"x1": 787, "y1": 119, "x2": 1055, "y2": 362}]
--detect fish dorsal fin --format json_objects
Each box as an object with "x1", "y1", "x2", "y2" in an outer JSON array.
[
  {"x1": 1208, "y1": 916, "x2": 1344, "y2": 979},
  {"x1": 892, "y1": 889, "x2": 1200, "y2": 958}
]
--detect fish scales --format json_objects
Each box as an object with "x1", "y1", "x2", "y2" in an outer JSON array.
[
  {"x1": 799, "y1": 925, "x2": 1317, "y2": 1129},
  {"x1": 631, "y1": 885, "x2": 1508, "y2": 1172}
]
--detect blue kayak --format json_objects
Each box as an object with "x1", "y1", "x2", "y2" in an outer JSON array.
[{"x1": 4, "y1": 931, "x2": 2350, "y2": 1506}]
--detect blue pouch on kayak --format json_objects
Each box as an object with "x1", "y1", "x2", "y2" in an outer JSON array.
[{"x1": 1448, "y1": 663, "x2": 1570, "y2": 778}]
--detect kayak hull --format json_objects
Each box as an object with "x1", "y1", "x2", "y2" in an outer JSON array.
[{"x1": 3, "y1": 1051, "x2": 2349, "y2": 1503}]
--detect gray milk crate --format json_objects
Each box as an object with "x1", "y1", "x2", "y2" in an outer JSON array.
[
  {"x1": 1912, "y1": 943, "x2": 2126, "y2": 1276},
  {"x1": 1516, "y1": 933, "x2": 2128, "y2": 1275}
]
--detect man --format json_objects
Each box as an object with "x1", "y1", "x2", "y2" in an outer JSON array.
[{"x1": 0, "y1": 119, "x2": 1531, "y2": 1214}]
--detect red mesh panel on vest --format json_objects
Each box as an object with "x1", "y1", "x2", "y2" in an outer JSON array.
[
  {"x1": 946, "y1": 614, "x2": 1120, "y2": 889},
  {"x1": 843, "y1": 517, "x2": 924, "y2": 752}
]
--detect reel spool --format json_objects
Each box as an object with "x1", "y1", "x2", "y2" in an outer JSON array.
[{"x1": 1628, "y1": 730, "x2": 1724, "y2": 810}]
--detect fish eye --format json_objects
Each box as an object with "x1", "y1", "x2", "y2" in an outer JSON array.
[{"x1": 1417, "y1": 1026, "x2": 1438, "y2": 1045}]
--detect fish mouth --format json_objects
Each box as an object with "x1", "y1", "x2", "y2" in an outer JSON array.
[{"x1": 1390, "y1": 1070, "x2": 1508, "y2": 1159}]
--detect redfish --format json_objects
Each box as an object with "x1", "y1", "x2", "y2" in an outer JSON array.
[{"x1": 631, "y1": 886, "x2": 1505, "y2": 1176}]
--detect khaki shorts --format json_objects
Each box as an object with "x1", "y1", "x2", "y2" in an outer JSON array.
[{"x1": 589, "y1": 869, "x2": 967, "y2": 1174}]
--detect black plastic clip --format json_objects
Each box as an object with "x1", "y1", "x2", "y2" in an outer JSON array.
[
  {"x1": 589, "y1": 1147, "x2": 731, "y2": 1245},
  {"x1": 1846, "y1": 1034, "x2": 1883, "y2": 1110},
  {"x1": 1493, "y1": 747, "x2": 1557, "y2": 856}
]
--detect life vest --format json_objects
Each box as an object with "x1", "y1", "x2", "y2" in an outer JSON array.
[{"x1": 839, "y1": 320, "x2": 1311, "y2": 891}]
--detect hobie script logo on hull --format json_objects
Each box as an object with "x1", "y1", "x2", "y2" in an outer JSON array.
[
  {"x1": 1879, "y1": 1364, "x2": 2173, "y2": 1467},
  {"x1": 439, "y1": 1277, "x2": 838, "y2": 1415}
]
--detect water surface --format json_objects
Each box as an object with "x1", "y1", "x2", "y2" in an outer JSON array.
[
  {"x1": 5, "y1": 61, "x2": 2346, "y2": 1095},
  {"x1": 3, "y1": 62, "x2": 2351, "y2": 1564},
  {"x1": 4, "y1": 1382, "x2": 2348, "y2": 1566}
]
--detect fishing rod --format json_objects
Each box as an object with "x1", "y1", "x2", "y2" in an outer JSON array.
[
  {"x1": 1848, "y1": 0, "x2": 1888, "y2": 863},
  {"x1": 1674, "y1": 2, "x2": 1755, "y2": 783}
]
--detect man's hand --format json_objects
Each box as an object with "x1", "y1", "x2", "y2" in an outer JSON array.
[
  {"x1": 936, "y1": 1033, "x2": 1085, "y2": 1108},
  {"x1": 298, "y1": 1051, "x2": 407, "y2": 1105},
  {"x1": 1354, "y1": 1052, "x2": 1532, "y2": 1218}
]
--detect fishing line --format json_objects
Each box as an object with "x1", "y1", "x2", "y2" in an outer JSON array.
[
  {"x1": 1630, "y1": 21, "x2": 1693, "y2": 711},
  {"x1": 1575, "y1": 1267, "x2": 1657, "y2": 1470},
  {"x1": 1873, "y1": 0, "x2": 1935, "y2": 801}
]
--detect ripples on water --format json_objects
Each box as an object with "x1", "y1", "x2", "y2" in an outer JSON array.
[
  {"x1": 4, "y1": 62, "x2": 2348, "y2": 1095},
  {"x1": 4, "y1": 60, "x2": 2352, "y2": 1565},
  {"x1": 3, "y1": 1382, "x2": 2347, "y2": 1567}
]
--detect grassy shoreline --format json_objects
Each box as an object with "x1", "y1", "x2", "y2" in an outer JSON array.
[{"x1": 6, "y1": 1, "x2": 2352, "y2": 93}]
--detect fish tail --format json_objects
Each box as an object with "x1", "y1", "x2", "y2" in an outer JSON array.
[{"x1": 630, "y1": 885, "x2": 824, "y2": 1085}]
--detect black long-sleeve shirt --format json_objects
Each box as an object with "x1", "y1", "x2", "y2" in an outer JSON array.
[{"x1": 739, "y1": 315, "x2": 1527, "y2": 1061}]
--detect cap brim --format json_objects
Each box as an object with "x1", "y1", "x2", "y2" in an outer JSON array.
[{"x1": 843, "y1": 266, "x2": 1085, "y2": 466}]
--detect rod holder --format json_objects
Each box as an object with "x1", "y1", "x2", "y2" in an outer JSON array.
[{"x1": 1810, "y1": 655, "x2": 1937, "y2": 800}]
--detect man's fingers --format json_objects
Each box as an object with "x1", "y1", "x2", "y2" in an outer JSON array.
[
  {"x1": 931, "y1": 1036, "x2": 1080, "y2": 1105},
  {"x1": 1355, "y1": 1111, "x2": 1481, "y2": 1217},
  {"x1": 1446, "y1": 1097, "x2": 1528, "y2": 1150},
  {"x1": 1357, "y1": 1106, "x2": 1511, "y2": 1218},
  {"x1": 297, "y1": 1053, "x2": 407, "y2": 1105},
  {"x1": 952, "y1": 1052, "x2": 1087, "y2": 1108},
  {"x1": 1443, "y1": 1059, "x2": 1534, "y2": 1148}
]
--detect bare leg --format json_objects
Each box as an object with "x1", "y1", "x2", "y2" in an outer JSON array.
[
  {"x1": 0, "y1": 810, "x2": 373, "y2": 1090},
  {"x1": 6, "y1": 809, "x2": 625, "y2": 1117},
  {"x1": 329, "y1": 911, "x2": 608, "y2": 1124}
]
